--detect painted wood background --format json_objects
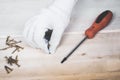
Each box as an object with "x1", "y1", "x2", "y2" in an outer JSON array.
[{"x1": 0, "y1": 0, "x2": 120, "y2": 36}]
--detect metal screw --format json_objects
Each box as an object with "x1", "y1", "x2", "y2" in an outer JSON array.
[{"x1": 4, "y1": 65, "x2": 13, "y2": 74}]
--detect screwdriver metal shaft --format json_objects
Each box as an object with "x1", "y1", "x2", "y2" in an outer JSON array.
[{"x1": 61, "y1": 36, "x2": 87, "y2": 63}]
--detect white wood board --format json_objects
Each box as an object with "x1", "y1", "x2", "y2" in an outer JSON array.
[
  {"x1": 0, "y1": 31, "x2": 120, "y2": 80},
  {"x1": 0, "y1": 0, "x2": 120, "y2": 36}
]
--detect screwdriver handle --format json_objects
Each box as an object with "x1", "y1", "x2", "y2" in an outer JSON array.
[{"x1": 85, "y1": 10, "x2": 113, "y2": 39}]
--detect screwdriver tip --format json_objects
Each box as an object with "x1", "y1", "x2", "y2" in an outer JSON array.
[
  {"x1": 61, "y1": 60, "x2": 64, "y2": 64},
  {"x1": 61, "y1": 57, "x2": 67, "y2": 64}
]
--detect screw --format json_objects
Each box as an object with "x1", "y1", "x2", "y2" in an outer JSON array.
[
  {"x1": 4, "y1": 65, "x2": 13, "y2": 74},
  {"x1": 5, "y1": 56, "x2": 20, "y2": 67}
]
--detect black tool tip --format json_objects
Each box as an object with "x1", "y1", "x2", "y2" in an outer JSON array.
[
  {"x1": 61, "y1": 57, "x2": 67, "y2": 64},
  {"x1": 61, "y1": 60, "x2": 64, "y2": 64}
]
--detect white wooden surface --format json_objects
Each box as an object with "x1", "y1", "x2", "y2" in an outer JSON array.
[
  {"x1": 0, "y1": 0, "x2": 120, "y2": 80},
  {"x1": 0, "y1": 31, "x2": 120, "y2": 80},
  {"x1": 0, "y1": 0, "x2": 120, "y2": 36}
]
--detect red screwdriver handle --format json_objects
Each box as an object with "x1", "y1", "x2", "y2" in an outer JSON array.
[{"x1": 85, "y1": 10, "x2": 113, "y2": 39}]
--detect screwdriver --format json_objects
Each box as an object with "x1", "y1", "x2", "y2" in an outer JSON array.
[{"x1": 61, "y1": 10, "x2": 113, "y2": 63}]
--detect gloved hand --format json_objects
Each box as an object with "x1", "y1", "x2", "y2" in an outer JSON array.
[{"x1": 23, "y1": 0, "x2": 78, "y2": 54}]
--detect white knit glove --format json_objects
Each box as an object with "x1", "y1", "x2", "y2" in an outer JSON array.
[{"x1": 23, "y1": 0, "x2": 78, "y2": 54}]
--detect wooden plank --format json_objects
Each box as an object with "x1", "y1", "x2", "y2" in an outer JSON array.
[
  {"x1": 0, "y1": 0, "x2": 120, "y2": 36},
  {"x1": 0, "y1": 31, "x2": 120, "y2": 79},
  {"x1": 1, "y1": 72, "x2": 120, "y2": 80}
]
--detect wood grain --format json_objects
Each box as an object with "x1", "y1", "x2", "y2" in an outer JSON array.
[
  {"x1": 0, "y1": 0, "x2": 120, "y2": 36},
  {"x1": 0, "y1": 31, "x2": 120, "y2": 80}
]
